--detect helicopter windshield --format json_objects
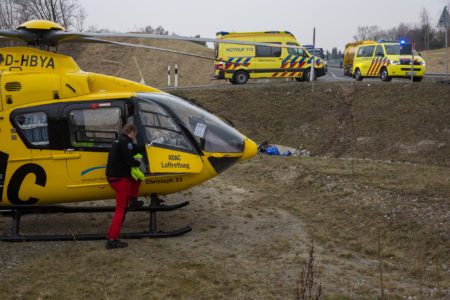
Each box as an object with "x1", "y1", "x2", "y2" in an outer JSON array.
[
  {"x1": 137, "y1": 100, "x2": 194, "y2": 152},
  {"x1": 137, "y1": 93, "x2": 245, "y2": 153}
]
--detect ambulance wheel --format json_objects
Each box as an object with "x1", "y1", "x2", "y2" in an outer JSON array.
[
  {"x1": 302, "y1": 68, "x2": 316, "y2": 81},
  {"x1": 233, "y1": 71, "x2": 248, "y2": 84},
  {"x1": 354, "y1": 68, "x2": 363, "y2": 81},
  {"x1": 380, "y1": 68, "x2": 391, "y2": 82}
]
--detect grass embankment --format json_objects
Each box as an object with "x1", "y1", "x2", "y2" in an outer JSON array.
[
  {"x1": 0, "y1": 81, "x2": 448, "y2": 299},
  {"x1": 421, "y1": 48, "x2": 450, "y2": 74}
]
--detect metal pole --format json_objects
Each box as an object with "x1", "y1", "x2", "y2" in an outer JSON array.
[
  {"x1": 446, "y1": 8, "x2": 449, "y2": 82},
  {"x1": 175, "y1": 64, "x2": 178, "y2": 87},
  {"x1": 311, "y1": 27, "x2": 315, "y2": 92},
  {"x1": 168, "y1": 66, "x2": 171, "y2": 86},
  {"x1": 411, "y1": 43, "x2": 415, "y2": 83}
]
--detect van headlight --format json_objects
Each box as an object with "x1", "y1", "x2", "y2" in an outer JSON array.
[
  {"x1": 389, "y1": 60, "x2": 400, "y2": 65},
  {"x1": 418, "y1": 61, "x2": 426, "y2": 66}
]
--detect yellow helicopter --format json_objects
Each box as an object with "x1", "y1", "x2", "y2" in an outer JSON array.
[{"x1": 0, "y1": 20, "x2": 301, "y2": 241}]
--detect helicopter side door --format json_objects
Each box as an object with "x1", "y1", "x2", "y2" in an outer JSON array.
[
  {"x1": 63, "y1": 101, "x2": 125, "y2": 187},
  {"x1": 134, "y1": 99, "x2": 203, "y2": 174}
]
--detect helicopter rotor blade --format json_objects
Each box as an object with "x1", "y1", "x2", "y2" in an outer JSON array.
[
  {"x1": 0, "y1": 29, "x2": 35, "y2": 43},
  {"x1": 1, "y1": 25, "x2": 305, "y2": 50},
  {"x1": 67, "y1": 37, "x2": 218, "y2": 61},
  {"x1": 40, "y1": 31, "x2": 305, "y2": 49}
]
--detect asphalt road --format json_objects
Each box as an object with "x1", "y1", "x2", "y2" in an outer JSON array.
[
  {"x1": 323, "y1": 66, "x2": 449, "y2": 82},
  {"x1": 161, "y1": 67, "x2": 449, "y2": 90}
]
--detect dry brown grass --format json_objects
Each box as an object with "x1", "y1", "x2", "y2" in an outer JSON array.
[
  {"x1": 172, "y1": 81, "x2": 450, "y2": 167},
  {"x1": 420, "y1": 48, "x2": 450, "y2": 73},
  {"x1": 0, "y1": 80, "x2": 448, "y2": 299},
  {"x1": 0, "y1": 154, "x2": 448, "y2": 299},
  {"x1": 59, "y1": 37, "x2": 214, "y2": 87}
]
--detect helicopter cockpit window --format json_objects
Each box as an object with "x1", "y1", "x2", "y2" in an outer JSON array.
[
  {"x1": 138, "y1": 100, "x2": 194, "y2": 152},
  {"x1": 69, "y1": 107, "x2": 122, "y2": 148},
  {"x1": 14, "y1": 112, "x2": 49, "y2": 146},
  {"x1": 137, "y1": 93, "x2": 245, "y2": 154}
]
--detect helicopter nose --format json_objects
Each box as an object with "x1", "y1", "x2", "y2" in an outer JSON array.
[{"x1": 240, "y1": 138, "x2": 258, "y2": 162}]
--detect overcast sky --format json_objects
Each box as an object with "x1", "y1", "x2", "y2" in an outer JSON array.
[{"x1": 79, "y1": 0, "x2": 449, "y2": 51}]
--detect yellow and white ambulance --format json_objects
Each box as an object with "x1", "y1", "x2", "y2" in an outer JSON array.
[
  {"x1": 352, "y1": 41, "x2": 426, "y2": 82},
  {"x1": 214, "y1": 31, "x2": 326, "y2": 84}
]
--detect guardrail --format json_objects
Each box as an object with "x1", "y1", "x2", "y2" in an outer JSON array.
[{"x1": 326, "y1": 59, "x2": 343, "y2": 68}]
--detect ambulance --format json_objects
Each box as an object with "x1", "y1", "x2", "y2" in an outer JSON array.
[
  {"x1": 214, "y1": 31, "x2": 327, "y2": 84},
  {"x1": 352, "y1": 41, "x2": 426, "y2": 82}
]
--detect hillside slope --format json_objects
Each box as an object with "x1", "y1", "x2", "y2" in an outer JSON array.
[
  {"x1": 171, "y1": 81, "x2": 450, "y2": 166},
  {"x1": 59, "y1": 37, "x2": 215, "y2": 87},
  {"x1": 421, "y1": 48, "x2": 450, "y2": 73}
]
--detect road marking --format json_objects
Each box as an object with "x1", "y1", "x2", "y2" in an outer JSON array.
[{"x1": 328, "y1": 70, "x2": 338, "y2": 78}]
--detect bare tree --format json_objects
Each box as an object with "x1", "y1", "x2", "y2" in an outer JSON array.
[
  {"x1": 0, "y1": 0, "x2": 31, "y2": 29},
  {"x1": 139, "y1": 25, "x2": 170, "y2": 35},
  {"x1": 1, "y1": 0, "x2": 86, "y2": 30},
  {"x1": 420, "y1": 7, "x2": 431, "y2": 49},
  {"x1": 353, "y1": 25, "x2": 384, "y2": 41},
  {"x1": 22, "y1": 0, "x2": 85, "y2": 30}
]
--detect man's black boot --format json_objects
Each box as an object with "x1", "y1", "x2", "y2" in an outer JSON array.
[
  {"x1": 129, "y1": 197, "x2": 144, "y2": 208},
  {"x1": 106, "y1": 239, "x2": 128, "y2": 249}
]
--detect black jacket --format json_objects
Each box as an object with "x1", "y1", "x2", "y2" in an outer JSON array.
[{"x1": 106, "y1": 133, "x2": 145, "y2": 179}]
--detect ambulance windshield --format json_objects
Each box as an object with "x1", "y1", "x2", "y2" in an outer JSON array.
[{"x1": 385, "y1": 44, "x2": 413, "y2": 55}]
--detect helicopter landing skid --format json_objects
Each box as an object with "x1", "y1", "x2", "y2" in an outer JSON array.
[{"x1": 0, "y1": 195, "x2": 192, "y2": 242}]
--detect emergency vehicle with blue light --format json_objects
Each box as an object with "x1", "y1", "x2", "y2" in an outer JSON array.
[{"x1": 345, "y1": 40, "x2": 425, "y2": 81}]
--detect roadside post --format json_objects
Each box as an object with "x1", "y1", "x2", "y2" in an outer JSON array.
[
  {"x1": 438, "y1": 6, "x2": 449, "y2": 82},
  {"x1": 311, "y1": 27, "x2": 315, "y2": 92},
  {"x1": 168, "y1": 66, "x2": 171, "y2": 86},
  {"x1": 411, "y1": 43, "x2": 415, "y2": 83},
  {"x1": 175, "y1": 64, "x2": 178, "y2": 87}
]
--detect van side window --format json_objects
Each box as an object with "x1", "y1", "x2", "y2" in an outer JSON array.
[
  {"x1": 375, "y1": 45, "x2": 385, "y2": 56},
  {"x1": 287, "y1": 42, "x2": 305, "y2": 56},
  {"x1": 256, "y1": 42, "x2": 282, "y2": 57},
  {"x1": 69, "y1": 107, "x2": 122, "y2": 148},
  {"x1": 14, "y1": 112, "x2": 49, "y2": 146},
  {"x1": 363, "y1": 46, "x2": 375, "y2": 57}
]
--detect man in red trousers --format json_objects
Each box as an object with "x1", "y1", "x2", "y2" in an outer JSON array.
[{"x1": 105, "y1": 123, "x2": 145, "y2": 249}]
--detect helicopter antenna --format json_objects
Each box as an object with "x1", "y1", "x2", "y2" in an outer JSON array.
[
  {"x1": 101, "y1": 59, "x2": 124, "y2": 77},
  {"x1": 133, "y1": 56, "x2": 146, "y2": 85}
]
